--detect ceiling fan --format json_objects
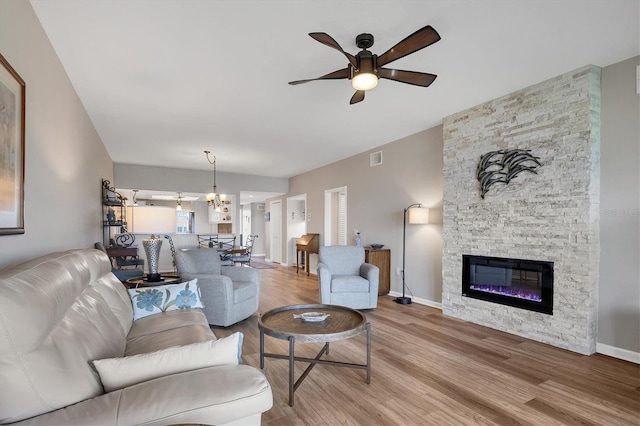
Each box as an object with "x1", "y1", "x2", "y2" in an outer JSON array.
[{"x1": 289, "y1": 25, "x2": 441, "y2": 104}]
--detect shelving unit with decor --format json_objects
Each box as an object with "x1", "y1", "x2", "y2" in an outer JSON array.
[
  {"x1": 101, "y1": 179, "x2": 127, "y2": 246},
  {"x1": 208, "y1": 195, "x2": 236, "y2": 234}
]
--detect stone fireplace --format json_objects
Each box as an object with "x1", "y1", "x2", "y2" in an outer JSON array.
[{"x1": 442, "y1": 65, "x2": 601, "y2": 355}]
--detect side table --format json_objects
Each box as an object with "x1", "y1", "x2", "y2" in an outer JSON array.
[{"x1": 124, "y1": 275, "x2": 181, "y2": 289}]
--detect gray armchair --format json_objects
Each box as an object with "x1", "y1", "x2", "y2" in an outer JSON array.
[
  {"x1": 174, "y1": 248, "x2": 260, "y2": 327},
  {"x1": 317, "y1": 245, "x2": 379, "y2": 310}
]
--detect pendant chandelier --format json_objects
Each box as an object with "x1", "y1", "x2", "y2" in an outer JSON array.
[
  {"x1": 176, "y1": 192, "x2": 183, "y2": 211},
  {"x1": 204, "y1": 150, "x2": 222, "y2": 209}
]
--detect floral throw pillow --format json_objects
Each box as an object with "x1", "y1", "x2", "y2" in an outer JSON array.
[{"x1": 128, "y1": 279, "x2": 203, "y2": 320}]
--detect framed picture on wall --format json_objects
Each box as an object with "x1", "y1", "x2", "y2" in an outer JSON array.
[{"x1": 0, "y1": 53, "x2": 26, "y2": 235}]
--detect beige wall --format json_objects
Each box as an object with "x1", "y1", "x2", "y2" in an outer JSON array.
[
  {"x1": 0, "y1": 0, "x2": 112, "y2": 269},
  {"x1": 114, "y1": 163, "x2": 288, "y2": 196},
  {"x1": 599, "y1": 56, "x2": 640, "y2": 354},
  {"x1": 270, "y1": 126, "x2": 444, "y2": 304}
]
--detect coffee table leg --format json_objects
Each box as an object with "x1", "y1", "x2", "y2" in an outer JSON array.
[
  {"x1": 260, "y1": 329, "x2": 265, "y2": 369},
  {"x1": 366, "y1": 323, "x2": 371, "y2": 384},
  {"x1": 289, "y1": 336, "x2": 295, "y2": 406}
]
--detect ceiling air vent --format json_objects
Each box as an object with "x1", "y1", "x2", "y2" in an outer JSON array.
[{"x1": 370, "y1": 151, "x2": 383, "y2": 167}]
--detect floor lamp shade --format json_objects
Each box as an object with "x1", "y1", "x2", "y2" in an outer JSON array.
[
  {"x1": 395, "y1": 204, "x2": 429, "y2": 305},
  {"x1": 408, "y1": 206, "x2": 429, "y2": 224},
  {"x1": 129, "y1": 206, "x2": 176, "y2": 282}
]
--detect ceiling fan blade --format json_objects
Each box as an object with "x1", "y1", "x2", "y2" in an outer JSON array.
[
  {"x1": 309, "y1": 32, "x2": 358, "y2": 68},
  {"x1": 288, "y1": 68, "x2": 350, "y2": 85},
  {"x1": 378, "y1": 68, "x2": 437, "y2": 87},
  {"x1": 377, "y1": 25, "x2": 441, "y2": 67},
  {"x1": 350, "y1": 90, "x2": 365, "y2": 104}
]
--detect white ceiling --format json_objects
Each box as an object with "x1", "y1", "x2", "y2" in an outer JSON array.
[{"x1": 31, "y1": 1, "x2": 639, "y2": 179}]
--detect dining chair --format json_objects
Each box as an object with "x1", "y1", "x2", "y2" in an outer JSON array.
[
  {"x1": 198, "y1": 234, "x2": 218, "y2": 248},
  {"x1": 233, "y1": 234, "x2": 257, "y2": 267}
]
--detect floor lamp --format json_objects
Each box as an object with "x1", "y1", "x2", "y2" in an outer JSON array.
[
  {"x1": 130, "y1": 206, "x2": 176, "y2": 282},
  {"x1": 394, "y1": 203, "x2": 429, "y2": 305}
]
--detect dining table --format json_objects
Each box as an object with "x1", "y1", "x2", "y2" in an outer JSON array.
[{"x1": 216, "y1": 246, "x2": 247, "y2": 255}]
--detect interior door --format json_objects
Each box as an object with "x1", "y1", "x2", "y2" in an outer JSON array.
[{"x1": 270, "y1": 200, "x2": 282, "y2": 263}]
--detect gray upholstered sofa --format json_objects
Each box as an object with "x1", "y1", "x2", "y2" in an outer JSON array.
[
  {"x1": 175, "y1": 248, "x2": 260, "y2": 327},
  {"x1": 0, "y1": 249, "x2": 272, "y2": 425},
  {"x1": 317, "y1": 245, "x2": 379, "y2": 309}
]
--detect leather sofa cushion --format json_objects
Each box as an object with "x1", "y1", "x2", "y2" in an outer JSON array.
[
  {"x1": 127, "y1": 309, "x2": 210, "y2": 339},
  {"x1": 125, "y1": 323, "x2": 214, "y2": 356}
]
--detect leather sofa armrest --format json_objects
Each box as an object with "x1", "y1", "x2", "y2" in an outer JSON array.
[{"x1": 15, "y1": 365, "x2": 273, "y2": 426}]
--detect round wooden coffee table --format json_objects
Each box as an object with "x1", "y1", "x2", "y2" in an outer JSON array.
[{"x1": 258, "y1": 304, "x2": 371, "y2": 406}]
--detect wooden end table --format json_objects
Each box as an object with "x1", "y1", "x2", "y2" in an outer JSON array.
[{"x1": 258, "y1": 304, "x2": 371, "y2": 406}]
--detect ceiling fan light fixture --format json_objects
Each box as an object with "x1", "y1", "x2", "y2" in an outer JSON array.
[{"x1": 352, "y1": 72, "x2": 378, "y2": 91}]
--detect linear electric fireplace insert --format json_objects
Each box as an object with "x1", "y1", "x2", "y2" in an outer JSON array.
[{"x1": 462, "y1": 255, "x2": 553, "y2": 315}]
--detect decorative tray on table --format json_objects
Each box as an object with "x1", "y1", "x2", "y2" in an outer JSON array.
[{"x1": 293, "y1": 312, "x2": 330, "y2": 322}]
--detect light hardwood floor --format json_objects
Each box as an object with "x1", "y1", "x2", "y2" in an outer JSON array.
[{"x1": 214, "y1": 263, "x2": 640, "y2": 426}]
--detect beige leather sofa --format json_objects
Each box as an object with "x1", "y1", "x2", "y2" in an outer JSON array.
[{"x1": 0, "y1": 249, "x2": 272, "y2": 425}]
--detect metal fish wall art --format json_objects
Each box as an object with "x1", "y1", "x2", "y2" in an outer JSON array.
[{"x1": 476, "y1": 149, "x2": 542, "y2": 199}]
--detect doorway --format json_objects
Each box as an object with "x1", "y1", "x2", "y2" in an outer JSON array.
[
  {"x1": 286, "y1": 194, "x2": 307, "y2": 266},
  {"x1": 241, "y1": 205, "x2": 251, "y2": 245},
  {"x1": 270, "y1": 200, "x2": 283, "y2": 263},
  {"x1": 324, "y1": 186, "x2": 347, "y2": 246}
]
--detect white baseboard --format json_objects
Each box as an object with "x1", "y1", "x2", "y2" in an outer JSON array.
[
  {"x1": 596, "y1": 343, "x2": 640, "y2": 364},
  {"x1": 387, "y1": 291, "x2": 442, "y2": 310}
]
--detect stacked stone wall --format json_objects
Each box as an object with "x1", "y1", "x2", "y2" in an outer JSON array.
[{"x1": 442, "y1": 65, "x2": 601, "y2": 354}]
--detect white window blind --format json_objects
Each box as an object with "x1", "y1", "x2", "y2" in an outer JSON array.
[{"x1": 337, "y1": 192, "x2": 347, "y2": 245}]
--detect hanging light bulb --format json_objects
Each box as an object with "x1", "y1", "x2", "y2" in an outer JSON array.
[
  {"x1": 176, "y1": 192, "x2": 183, "y2": 211},
  {"x1": 204, "y1": 151, "x2": 222, "y2": 210}
]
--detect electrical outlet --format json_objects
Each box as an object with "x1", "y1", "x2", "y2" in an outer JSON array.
[{"x1": 395, "y1": 267, "x2": 401, "y2": 276}]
